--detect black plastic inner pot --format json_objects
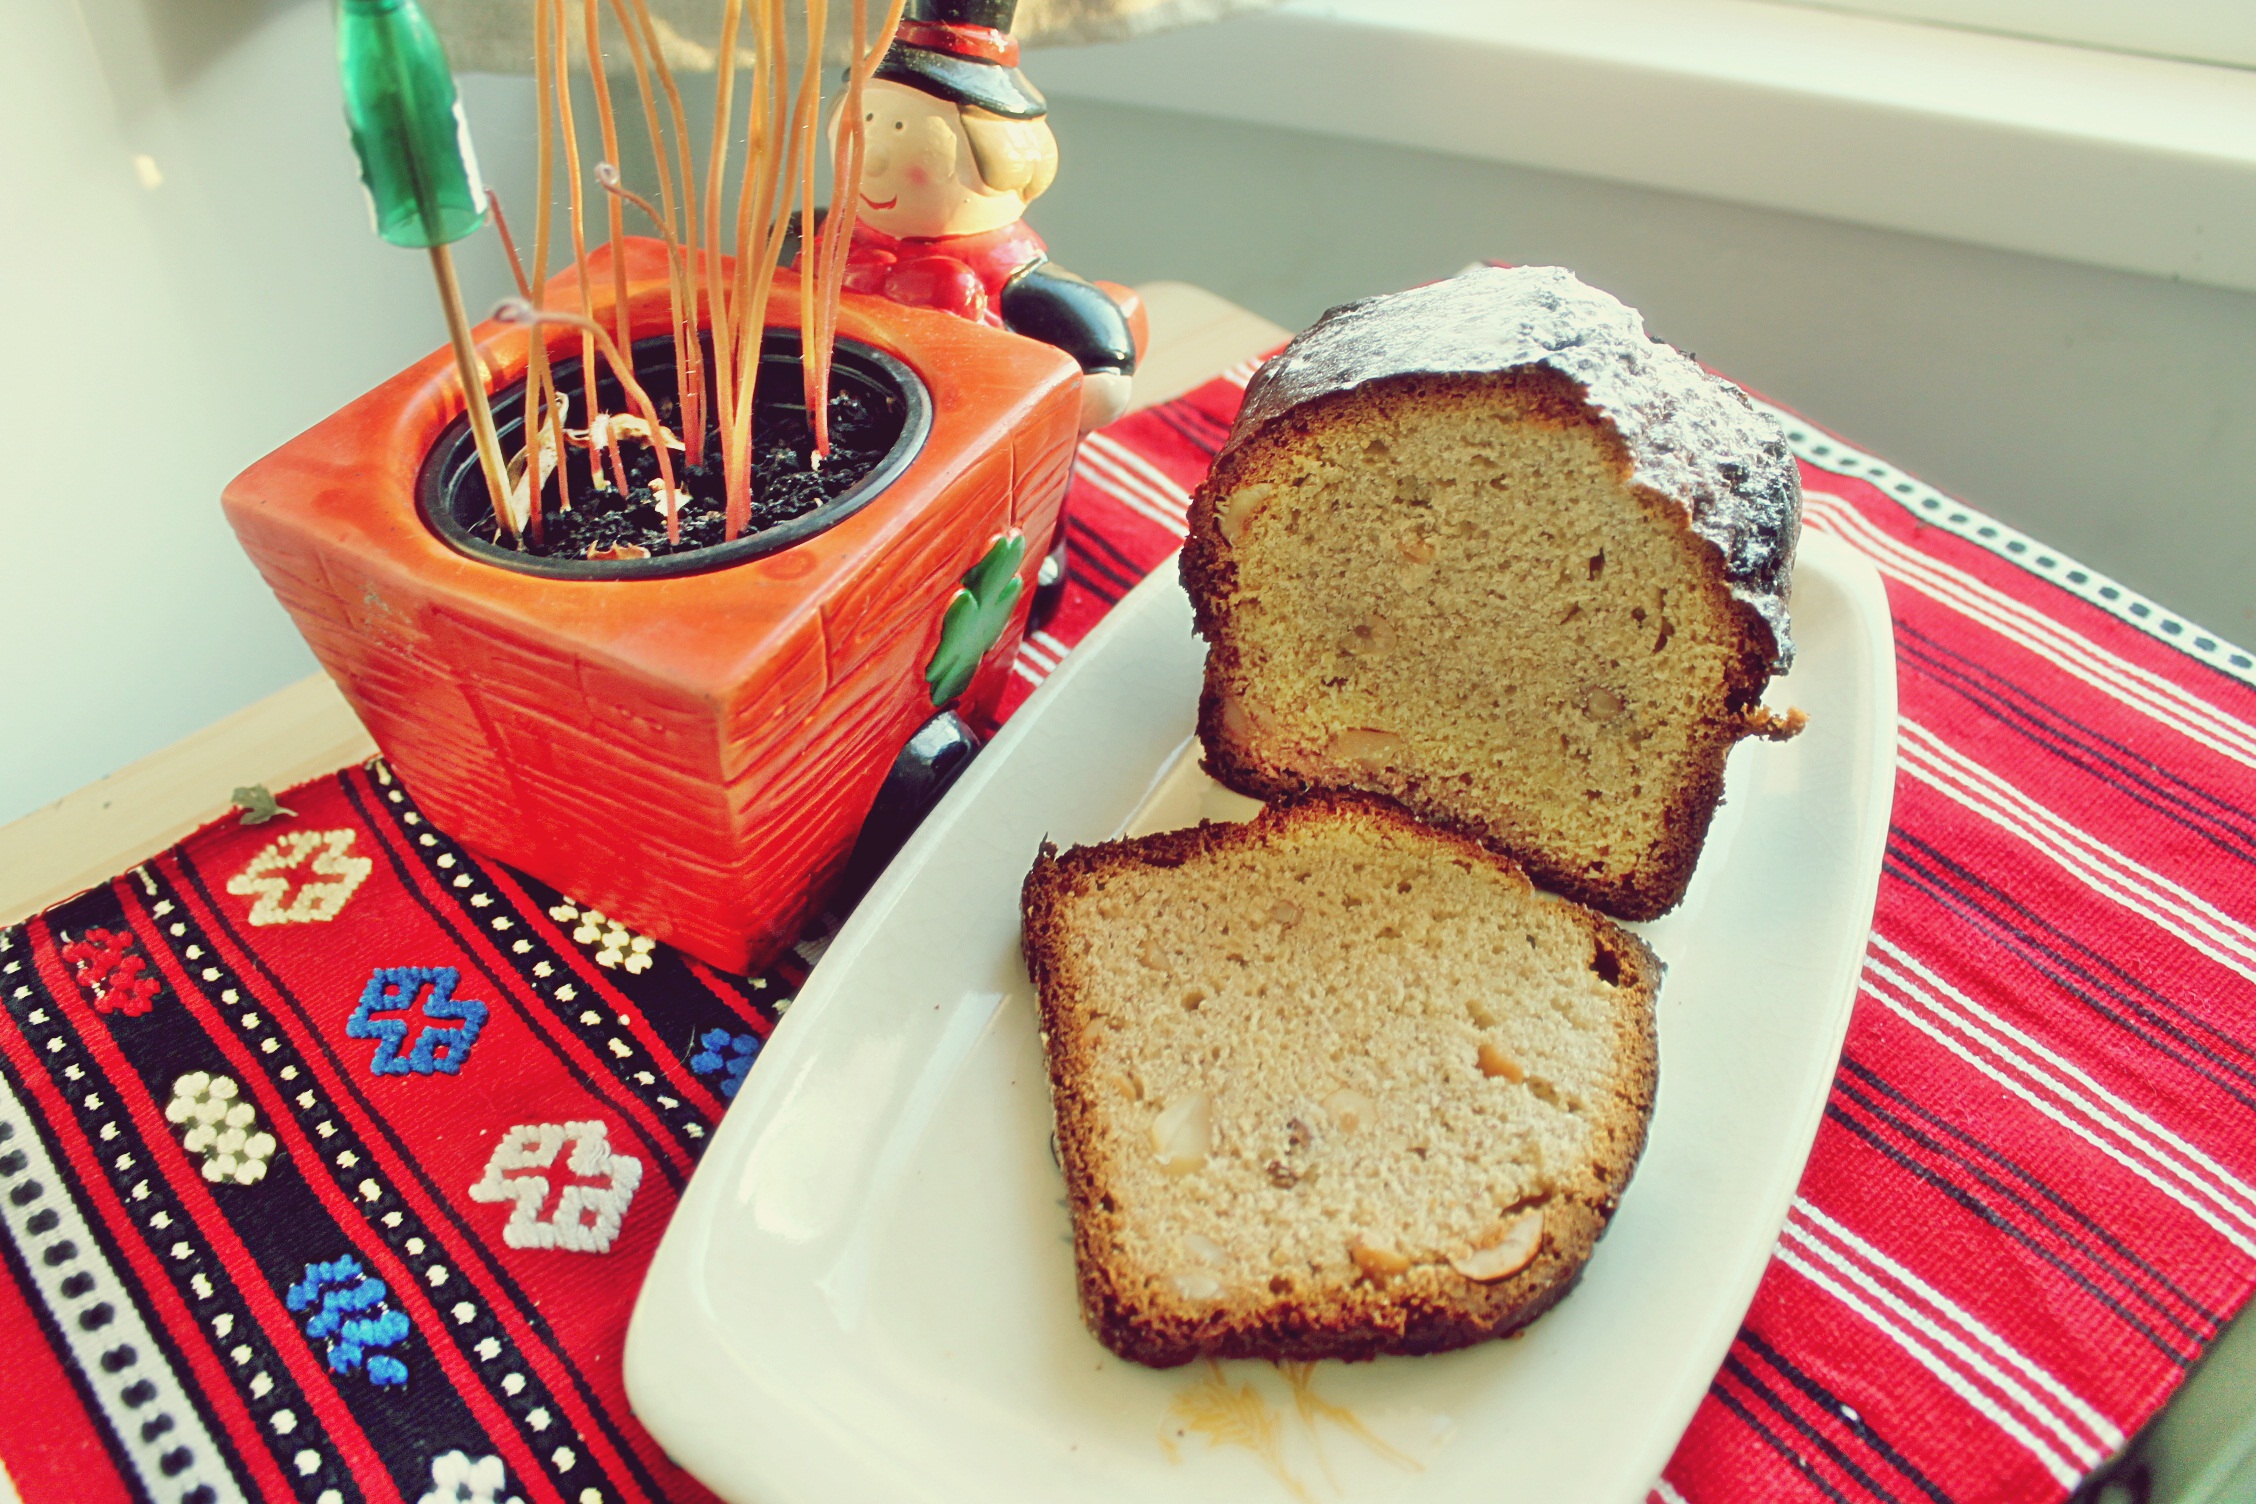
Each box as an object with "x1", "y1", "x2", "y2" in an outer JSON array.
[{"x1": 418, "y1": 328, "x2": 932, "y2": 580}]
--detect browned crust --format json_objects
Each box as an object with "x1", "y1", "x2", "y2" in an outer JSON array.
[
  {"x1": 1020, "y1": 793, "x2": 1661, "y2": 1367},
  {"x1": 1178, "y1": 369, "x2": 1778, "y2": 922}
]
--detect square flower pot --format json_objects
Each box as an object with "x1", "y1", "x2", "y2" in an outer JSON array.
[{"x1": 224, "y1": 237, "x2": 1082, "y2": 973}]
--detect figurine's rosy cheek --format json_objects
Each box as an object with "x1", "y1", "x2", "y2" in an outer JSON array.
[{"x1": 907, "y1": 165, "x2": 931, "y2": 187}]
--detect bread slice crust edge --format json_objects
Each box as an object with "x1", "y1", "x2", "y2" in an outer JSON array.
[{"x1": 1021, "y1": 793, "x2": 1661, "y2": 1367}]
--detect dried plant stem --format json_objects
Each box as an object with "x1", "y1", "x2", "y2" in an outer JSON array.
[
  {"x1": 602, "y1": 0, "x2": 694, "y2": 462},
  {"x1": 498, "y1": 303, "x2": 685, "y2": 544},
  {"x1": 488, "y1": 189, "x2": 548, "y2": 544},
  {"x1": 549, "y1": 0, "x2": 627, "y2": 497},
  {"x1": 793, "y1": 0, "x2": 832, "y2": 455},
  {"x1": 487, "y1": 190, "x2": 535, "y2": 299},
  {"x1": 615, "y1": 0, "x2": 707, "y2": 466},
  {"x1": 804, "y1": 0, "x2": 904, "y2": 456},
  {"x1": 583, "y1": 0, "x2": 634, "y2": 379},
  {"x1": 430, "y1": 243, "x2": 515, "y2": 543},
  {"x1": 528, "y1": 0, "x2": 567, "y2": 521},
  {"x1": 701, "y1": 0, "x2": 747, "y2": 507},
  {"x1": 720, "y1": 0, "x2": 796, "y2": 540}
]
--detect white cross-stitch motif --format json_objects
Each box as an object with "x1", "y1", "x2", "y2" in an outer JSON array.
[
  {"x1": 546, "y1": 900, "x2": 656, "y2": 973},
  {"x1": 225, "y1": 830, "x2": 373, "y2": 925},
  {"x1": 164, "y1": 1073, "x2": 277, "y2": 1185},
  {"x1": 468, "y1": 1120, "x2": 643, "y2": 1253},
  {"x1": 416, "y1": 1450, "x2": 522, "y2": 1504}
]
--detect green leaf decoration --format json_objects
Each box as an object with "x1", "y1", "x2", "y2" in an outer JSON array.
[
  {"x1": 231, "y1": 785, "x2": 297, "y2": 826},
  {"x1": 924, "y1": 531, "x2": 1028, "y2": 706}
]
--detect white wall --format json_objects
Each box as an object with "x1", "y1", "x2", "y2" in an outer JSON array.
[
  {"x1": 1024, "y1": 95, "x2": 2256, "y2": 654},
  {"x1": 0, "y1": 0, "x2": 530, "y2": 825}
]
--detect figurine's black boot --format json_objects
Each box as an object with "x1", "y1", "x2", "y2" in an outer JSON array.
[
  {"x1": 833, "y1": 711, "x2": 983, "y2": 907},
  {"x1": 1028, "y1": 533, "x2": 1069, "y2": 632}
]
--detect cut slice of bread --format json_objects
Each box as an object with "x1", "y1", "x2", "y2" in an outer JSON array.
[
  {"x1": 1022, "y1": 794, "x2": 1659, "y2": 1367},
  {"x1": 1181, "y1": 266, "x2": 1802, "y2": 920}
]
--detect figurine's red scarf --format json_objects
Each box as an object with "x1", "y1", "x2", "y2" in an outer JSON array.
[{"x1": 842, "y1": 219, "x2": 1048, "y2": 328}]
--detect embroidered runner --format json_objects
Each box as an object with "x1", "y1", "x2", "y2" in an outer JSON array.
[{"x1": 6, "y1": 350, "x2": 2255, "y2": 1504}]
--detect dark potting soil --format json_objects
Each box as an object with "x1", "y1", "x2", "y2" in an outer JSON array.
[{"x1": 471, "y1": 381, "x2": 893, "y2": 561}]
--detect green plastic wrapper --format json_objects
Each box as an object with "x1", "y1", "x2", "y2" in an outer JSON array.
[{"x1": 337, "y1": 0, "x2": 487, "y2": 248}]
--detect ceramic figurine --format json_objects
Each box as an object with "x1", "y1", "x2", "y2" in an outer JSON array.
[
  {"x1": 836, "y1": 0, "x2": 1136, "y2": 433},
  {"x1": 822, "y1": 0, "x2": 1137, "y2": 624}
]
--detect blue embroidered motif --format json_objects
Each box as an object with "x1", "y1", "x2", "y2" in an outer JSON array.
[
  {"x1": 347, "y1": 967, "x2": 488, "y2": 1076},
  {"x1": 688, "y1": 1029, "x2": 760, "y2": 1099},
  {"x1": 285, "y1": 1256, "x2": 410, "y2": 1385}
]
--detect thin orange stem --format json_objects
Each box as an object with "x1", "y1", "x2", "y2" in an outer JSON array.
[
  {"x1": 723, "y1": 0, "x2": 800, "y2": 540},
  {"x1": 551, "y1": 0, "x2": 628, "y2": 498},
  {"x1": 485, "y1": 188, "x2": 548, "y2": 544},
  {"x1": 796, "y1": 0, "x2": 831, "y2": 453},
  {"x1": 597, "y1": 162, "x2": 696, "y2": 435},
  {"x1": 702, "y1": 0, "x2": 746, "y2": 504},
  {"x1": 617, "y1": 0, "x2": 705, "y2": 465},
  {"x1": 498, "y1": 303, "x2": 685, "y2": 544},
  {"x1": 806, "y1": 0, "x2": 905, "y2": 456},
  {"x1": 584, "y1": 0, "x2": 634, "y2": 379},
  {"x1": 487, "y1": 189, "x2": 535, "y2": 299},
  {"x1": 529, "y1": 0, "x2": 566, "y2": 520},
  {"x1": 601, "y1": 0, "x2": 695, "y2": 459}
]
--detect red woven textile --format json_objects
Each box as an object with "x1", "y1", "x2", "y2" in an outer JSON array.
[{"x1": 5, "y1": 355, "x2": 2253, "y2": 1504}]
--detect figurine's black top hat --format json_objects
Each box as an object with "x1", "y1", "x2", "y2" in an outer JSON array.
[{"x1": 873, "y1": 0, "x2": 1047, "y2": 121}]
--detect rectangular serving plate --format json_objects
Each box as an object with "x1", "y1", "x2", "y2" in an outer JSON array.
[{"x1": 626, "y1": 528, "x2": 1897, "y2": 1504}]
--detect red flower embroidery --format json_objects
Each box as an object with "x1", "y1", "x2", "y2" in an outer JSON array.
[{"x1": 60, "y1": 927, "x2": 163, "y2": 1016}]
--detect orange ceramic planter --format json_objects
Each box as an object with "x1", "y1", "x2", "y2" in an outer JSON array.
[{"x1": 224, "y1": 238, "x2": 1083, "y2": 973}]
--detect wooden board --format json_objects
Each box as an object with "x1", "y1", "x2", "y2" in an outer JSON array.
[{"x1": 0, "y1": 284, "x2": 1289, "y2": 929}]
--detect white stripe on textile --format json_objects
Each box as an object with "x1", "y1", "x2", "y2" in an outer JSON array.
[
  {"x1": 1220, "y1": 356, "x2": 1263, "y2": 390},
  {"x1": 1774, "y1": 1239, "x2": 2085, "y2": 1488},
  {"x1": 1011, "y1": 659, "x2": 1045, "y2": 688},
  {"x1": 1762, "y1": 401, "x2": 2256, "y2": 689},
  {"x1": 1032, "y1": 630, "x2": 1075, "y2": 663},
  {"x1": 1794, "y1": 1199, "x2": 2123, "y2": 1455},
  {"x1": 1077, "y1": 436, "x2": 1191, "y2": 534},
  {"x1": 1898, "y1": 719, "x2": 2256, "y2": 985},
  {"x1": 1085, "y1": 432, "x2": 1199, "y2": 515},
  {"x1": 1805, "y1": 492, "x2": 2256, "y2": 771},
  {"x1": 1869, "y1": 934, "x2": 2256, "y2": 1226},
  {"x1": 1861, "y1": 970, "x2": 2256, "y2": 1259},
  {"x1": 1073, "y1": 446, "x2": 1187, "y2": 536},
  {"x1": 0, "y1": 1061, "x2": 250, "y2": 1504},
  {"x1": 1650, "y1": 1480, "x2": 1690, "y2": 1504},
  {"x1": 1016, "y1": 635, "x2": 1060, "y2": 674},
  {"x1": 1863, "y1": 946, "x2": 2256, "y2": 1243}
]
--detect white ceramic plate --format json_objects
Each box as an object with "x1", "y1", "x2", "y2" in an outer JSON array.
[{"x1": 626, "y1": 529, "x2": 1897, "y2": 1504}]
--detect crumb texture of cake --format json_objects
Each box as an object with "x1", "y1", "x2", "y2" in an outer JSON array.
[
  {"x1": 1181, "y1": 265, "x2": 1802, "y2": 920},
  {"x1": 1022, "y1": 795, "x2": 1659, "y2": 1367}
]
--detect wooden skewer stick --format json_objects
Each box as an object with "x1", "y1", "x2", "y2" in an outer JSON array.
[{"x1": 429, "y1": 241, "x2": 516, "y2": 543}]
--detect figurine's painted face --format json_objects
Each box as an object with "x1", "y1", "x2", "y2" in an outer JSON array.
[{"x1": 844, "y1": 79, "x2": 1027, "y2": 240}]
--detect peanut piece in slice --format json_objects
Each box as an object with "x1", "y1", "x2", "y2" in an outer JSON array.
[
  {"x1": 1448, "y1": 1208, "x2": 1544, "y2": 1283},
  {"x1": 1477, "y1": 1040, "x2": 1526, "y2": 1083},
  {"x1": 1216, "y1": 688, "x2": 1277, "y2": 748},
  {"x1": 1349, "y1": 1234, "x2": 1412, "y2": 1283},
  {"x1": 1339, "y1": 613, "x2": 1397, "y2": 657},
  {"x1": 1172, "y1": 1271, "x2": 1225, "y2": 1302},
  {"x1": 1151, "y1": 1093, "x2": 1213, "y2": 1177},
  {"x1": 1323, "y1": 1087, "x2": 1375, "y2": 1135},
  {"x1": 1219, "y1": 484, "x2": 1275, "y2": 546},
  {"x1": 1328, "y1": 727, "x2": 1404, "y2": 773}
]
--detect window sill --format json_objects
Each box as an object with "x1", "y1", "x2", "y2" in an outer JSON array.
[{"x1": 1026, "y1": 0, "x2": 2256, "y2": 294}]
